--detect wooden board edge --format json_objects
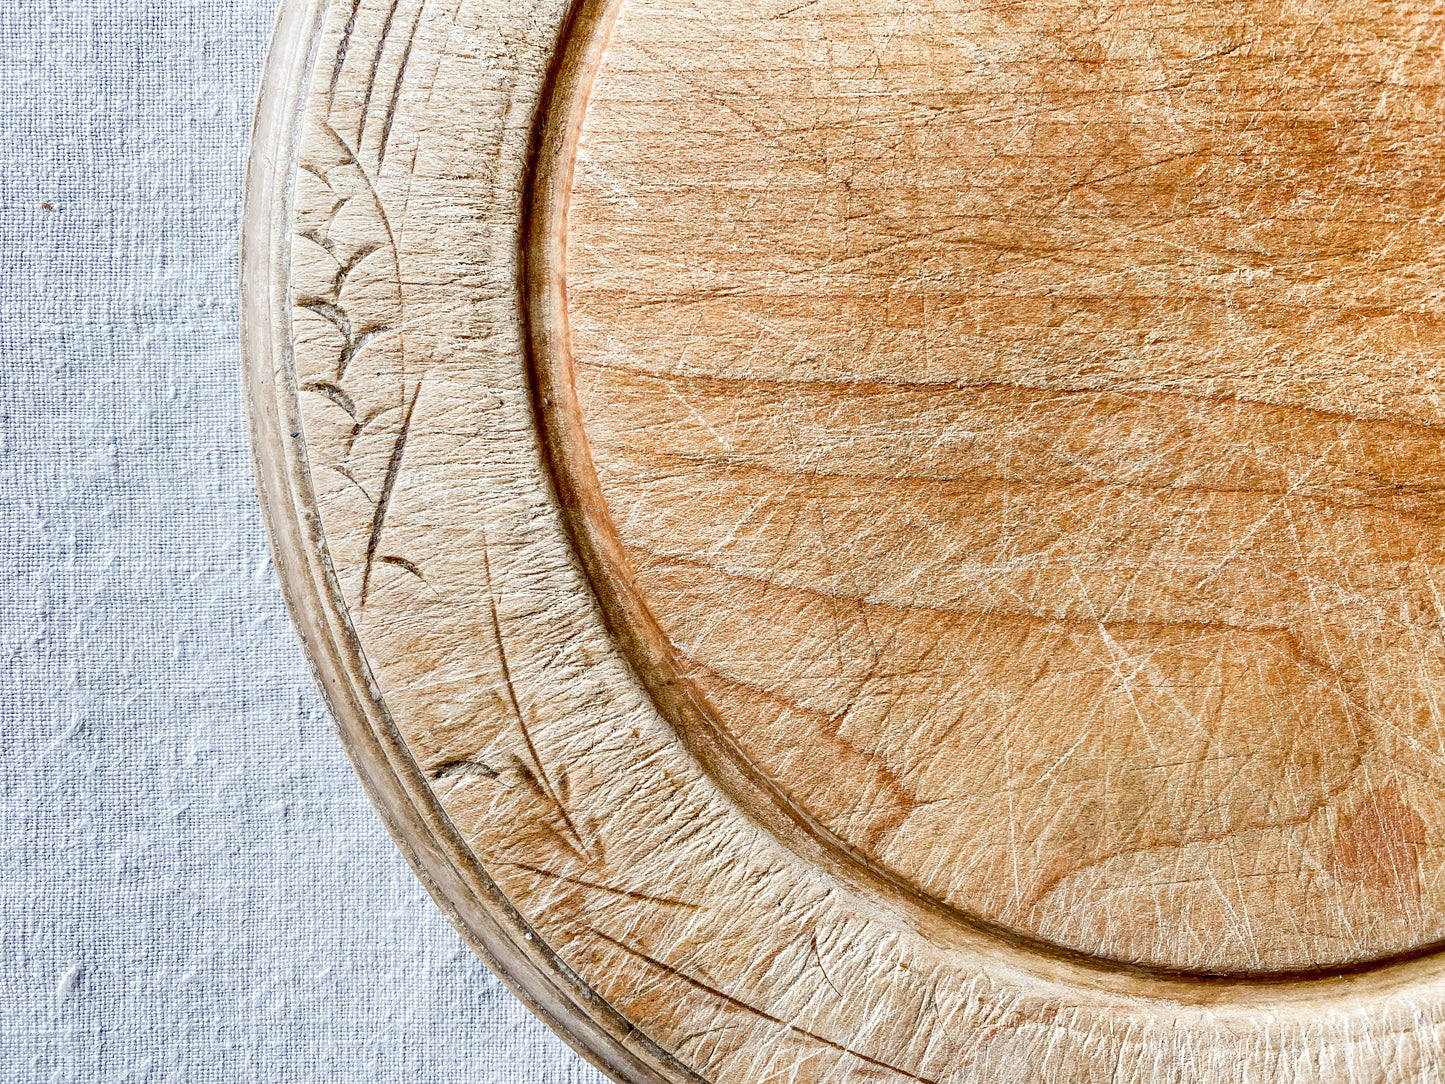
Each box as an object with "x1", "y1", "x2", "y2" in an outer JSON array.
[{"x1": 239, "y1": 4, "x2": 703, "y2": 1081}]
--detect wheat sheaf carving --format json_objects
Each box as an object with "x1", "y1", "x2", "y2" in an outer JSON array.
[{"x1": 287, "y1": 0, "x2": 424, "y2": 611}]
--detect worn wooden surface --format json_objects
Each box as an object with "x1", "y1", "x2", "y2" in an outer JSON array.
[{"x1": 245, "y1": 0, "x2": 1445, "y2": 1079}]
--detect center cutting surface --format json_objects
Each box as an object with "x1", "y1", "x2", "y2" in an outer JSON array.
[{"x1": 561, "y1": 0, "x2": 1445, "y2": 973}]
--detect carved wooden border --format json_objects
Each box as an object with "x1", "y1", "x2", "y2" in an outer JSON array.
[
  {"x1": 242, "y1": 3, "x2": 692, "y2": 1080},
  {"x1": 243, "y1": 0, "x2": 1445, "y2": 1079}
]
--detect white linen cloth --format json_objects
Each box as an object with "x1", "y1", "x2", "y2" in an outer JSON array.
[{"x1": 0, "y1": 1, "x2": 605, "y2": 1079}]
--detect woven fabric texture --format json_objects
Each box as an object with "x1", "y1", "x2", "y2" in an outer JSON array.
[{"x1": 0, "y1": 2, "x2": 607, "y2": 1080}]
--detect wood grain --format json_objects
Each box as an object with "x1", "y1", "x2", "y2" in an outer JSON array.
[
  {"x1": 245, "y1": 0, "x2": 1445, "y2": 1079},
  {"x1": 563, "y1": 0, "x2": 1445, "y2": 975}
]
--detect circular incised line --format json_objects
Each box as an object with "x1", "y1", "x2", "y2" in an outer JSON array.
[{"x1": 521, "y1": 0, "x2": 1445, "y2": 993}]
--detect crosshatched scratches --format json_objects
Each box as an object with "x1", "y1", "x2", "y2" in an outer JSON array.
[{"x1": 564, "y1": 0, "x2": 1445, "y2": 974}]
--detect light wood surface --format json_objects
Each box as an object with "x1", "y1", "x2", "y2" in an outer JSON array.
[
  {"x1": 563, "y1": 0, "x2": 1445, "y2": 976},
  {"x1": 245, "y1": 0, "x2": 1445, "y2": 1079}
]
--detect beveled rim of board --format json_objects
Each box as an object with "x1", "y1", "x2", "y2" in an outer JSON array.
[
  {"x1": 240, "y1": 3, "x2": 700, "y2": 1080},
  {"x1": 242, "y1": 0, "x2": 1445, "y2": 1079}
]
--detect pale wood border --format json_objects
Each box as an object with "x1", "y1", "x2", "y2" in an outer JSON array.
[{"x1": 241, "y1": 3, "x2": 697, "y2": 1080}]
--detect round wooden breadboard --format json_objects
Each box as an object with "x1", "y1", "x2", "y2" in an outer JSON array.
[{"x1": 243, "y1": 0, "x2": 1445, "y2": 1079}]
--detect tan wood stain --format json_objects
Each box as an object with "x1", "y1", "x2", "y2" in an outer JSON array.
[
  {"x1": 247, "y1": 0, "x2": 1445, "y2": 1078},
  {"x1": 563, "y1": 0, "x2": 1445, "y2": 975}
]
